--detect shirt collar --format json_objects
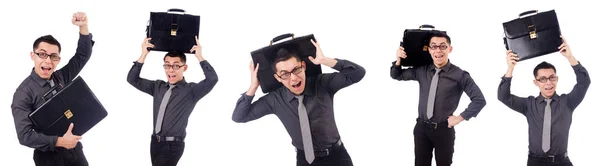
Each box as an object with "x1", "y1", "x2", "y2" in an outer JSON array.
[
  {"x1": 283, "y1": 77, "x2": 315, "y2": 102},
  {"x1": 429, "y1": 60, "x2": 453, "y2": 73},
  {"x1": 536, "y1": 92, "x2": 559, "y2": 103},
  {"x1": 29, "y1": 67, "x2": 51, "y2": 87}
]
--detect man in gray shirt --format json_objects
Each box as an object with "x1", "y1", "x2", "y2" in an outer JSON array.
[
  {"x1": 498, "y1": 36, "x2": 590, "y2": 166},
  {"x1": 127, "y1": 36, "x2": 218, "y2": 166},
  {"x1": 232, "y1": 40, "x2": 365, "y2": 166},
  {"x1": 11, "y1": 12, "x2": 93, "y2": 166},
  {"x1": 390, "y1": 31, "x2": 486, "y2": 166}
]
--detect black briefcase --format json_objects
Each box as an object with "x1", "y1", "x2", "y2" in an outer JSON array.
[
  {"x1": 503, "y1": 10, "x2": 562, "y2": 61},
  {"x1": 399, "y1": 24, "x2": 446, "y2": 67},
  {"x1": 146, "y1": 8, "x2": 200, "y2": 54},
  {"x1": 29, "y1": 76, "x2": 108, "y2": 136},
  {"x1": 250, "y1": 33, "x2": 322, "y2": 93}
]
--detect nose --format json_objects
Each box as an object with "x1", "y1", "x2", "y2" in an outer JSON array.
[{"x1": 290, "y1": 72, "x2": 300, "y2": 81}]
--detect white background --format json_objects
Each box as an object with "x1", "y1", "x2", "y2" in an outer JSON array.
[{"x1": 0, "y1": 0, "x2": 597, "y2": 165}]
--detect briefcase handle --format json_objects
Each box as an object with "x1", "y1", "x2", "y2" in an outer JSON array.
[
  {"x1": 270, "y1": 33, "x2": 295, "y2": 46},
  {"x1": 519, "y1": 10, "x2": 538, "y2": 18},
  {"x1": 419, "y1": 24, "x2": 435, "y2": 29},
  {"x1": 167, "y1": 8, "x2": 186, "y2": 14}
]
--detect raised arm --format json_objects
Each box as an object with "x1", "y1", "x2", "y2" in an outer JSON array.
[
  {"x1": 557, "y1": 36, "x2": 591, "y2": 110},
  {"x1": 190, "y1": 36, "x2": 219, "y2": 101},
  {"x1": 232, "y1": 60, "x2": 274, "y2": 122},
  {"x1": 390, "y1": 46, "x2": 418, "y2": 81},
  {"x1": 126, "y1": 38, "x2": 157, "y2": 95},
  {"x1": 58, "y1": 12, "x2": 94, "y2": 83},
  {"x1": 497, "y1": 50, "x2": 528, "y2": 114},
  {"x1": 307, "y1": 40, "x2": 366, "y2": 94}
]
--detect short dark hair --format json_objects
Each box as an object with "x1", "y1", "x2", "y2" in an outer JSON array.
[
  {"x1": 164, "y1": 51, "x2": 186, "y2": 63},
  {"x1": 272, "y1": 48, "x2": 301, "y2": 72},
  {"x1": 428, "y1": 31, "x2": 451, "y2": 45},
  {"x1": 33, "y1": 35, "x2": 62, "y2": 52},
  {"x1": 533, "y1": 61, "x2": 556, "y2": 78}
]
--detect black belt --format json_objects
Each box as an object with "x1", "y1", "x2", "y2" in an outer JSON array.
[
  {"x1": 528, "y1": 152, "x2": 568, "y2": 163},
  {"x1": 298, "y1": 139, "x2": 343, "y2": 157},
  {"x1": 416, "y1": 118, "x2": 447, "y2": 129},
  {"x1": 152, "y1": 135, "x2": 184, "y2": 142}
]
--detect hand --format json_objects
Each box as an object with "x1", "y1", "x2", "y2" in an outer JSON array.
[
  {"x1": 141, "y1": 38, "x2": 154, "y2": 56},
  {"x1": 396, "y1": 46, "x2": 407, "y2": 59},
  {"x1": 447, "y1": 115, "x2": 464, "y2": 128},
  {"x1": 56, "y1": 123, "x2": 82, "y2": 149},
  {"x1": 71, "y1": 12, "x2": 88, "y2": 27},
  {"x1": 189, "y1": 35, "x2": 203, "y2": 59},
  {"x1": 506, "y1": 50, "x2": 519, "y2": 69},
  {"x1": 308, "y1": 39, "x2": 328, "y2": 65},
  {"x1": 558, "y1": 35, "x2": 573, "y2": 58}
]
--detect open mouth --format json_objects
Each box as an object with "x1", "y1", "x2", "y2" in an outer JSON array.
[
  {"x1": 41, "y1": 66, "x2": 52, "y2": 72},
  {"x1": 168, "y1": 74, "x2": 176, "y2": 79},
  {"x1": 292, "y1": 81, "x2": 302, "y2": 88},
  {"x1": 544, "y1": 87, "x2": 554, "y2": 91},
  {"x1": 434, "y1": 54, "x2": 444, "y2": 59}
]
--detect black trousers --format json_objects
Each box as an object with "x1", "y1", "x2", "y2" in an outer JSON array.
[
  {"x1": 414, "y1": 120, "x2": 455, "y2": 166},
  {"x1": 150, "y1": 138, "x2": 185, "y2": 166},
  {"x1": 296, "y1": 143, "x2": 353, "y2": 166},
  {"x1": 527, "y1": 154, "x2": 573, "y2": 166},
  {"x1": 33, "y1": 142, "x2": 88, "y2": 166}
]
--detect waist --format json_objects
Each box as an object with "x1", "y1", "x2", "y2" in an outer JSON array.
[
  {"x1": 151, "y1": 135, "x2": 184, "y2": 142},
  {"x1": 297, "y1": 139, "x2": 343, "y2": 157},
  {"x1": 528, "y1": 152, "x2": 568, "y2": 163}
]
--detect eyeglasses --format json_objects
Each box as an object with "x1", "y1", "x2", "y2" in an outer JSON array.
[
  {"x1": 34, "y1": 52, "x2": 61, "y2": 61},
  {"x1": 536, "y1": 76, "x2": 558, "y2": 83},
  {"x1": 276, "y1": 66, "x2": 303, "y2": 80},
  {"x1": 163, "y1": 64, "x2": 185, "y2": 70},
  {"x1": 429, "y1": 45, "x2": 448, "y2": 50}
]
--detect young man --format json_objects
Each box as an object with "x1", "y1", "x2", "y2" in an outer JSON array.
[
  {"x1": 232, "y1": 40, "x2": 366, "y2": 166},
  {"x1": 127, "y1": 37, "x2": 218, "y2": 166},
  {"x1": 497, "y1": 36, "x2": 590, "y2": 166},
  {"x1": 11, "y1": 12, "x2": 94, "y2": 166},
  {"x1": 390, "y1": 31, "x2": 486, "y2": 166}
]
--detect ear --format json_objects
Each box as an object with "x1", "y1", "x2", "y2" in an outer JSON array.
[
  {"x1": 183, "y1": 64, "x2": 188, "y2": 71},
  {"x1": 30, "y1": 52, "x2": 35, "y2": 61},
  {"x1": 448, "y1": 45, "x2": 453, "y2": 53},
  {"x1": 302, "y1": 61, "x2": 306, "y2": 68},
  {"x1": 533, "y1": 79, "x2": 537, "y2": 85},
  {"x1": 273, "y1": 74, "x2": 282, "y2": 82}
]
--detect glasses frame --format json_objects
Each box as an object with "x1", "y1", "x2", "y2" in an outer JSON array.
[{"x1": 276, "y1": 65, "x2": 304, "y2": 80}]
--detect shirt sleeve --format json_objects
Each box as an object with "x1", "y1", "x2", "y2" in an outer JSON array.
[
  {"x1": 319, "y1": 59, "x2": 366, "y2": 95},
  {"x1": 126, "y1": 61, "x2": 157, "y2": 96},
  {"x1": 58, "y1": 33, "x2": 95, "y2": 83},
  {"x1": 390, "y1": 61, "x2": 418, "y2": 81},
  {"x1": 232, "y1": 93, "x2": 275, "y2": 123},
  {"x1": 566, "y1": 62, "x2": 591, "y2": 110},
  {"x1": 11, "y1": 89, "x2": 58, "y2": 152},
  {"x1": 458, "y1": 71, "x2": 487, "y2": 120},
  {"x1": 497, "y1": 76, "x2": 528, "y2": 114},
  {"x1": 191, "y1": 60, "x2": 219, "y2": 101}
]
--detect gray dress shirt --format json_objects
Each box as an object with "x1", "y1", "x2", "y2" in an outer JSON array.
[
  {"x1": 11, "y1": 33, "x2": 94, "y2": 152},
  {"x1": 390, "y1": 61, "x2": 487, "y2": 122},
  {"x1": 127, "y1": 60, "x2": 218, "y2": 138},
  {"x1": 232, "y1": 59, "x2": 366, "y2": 151},
  {"x1": 497, "y1": 62, "x2": 591, "y2": 155}
]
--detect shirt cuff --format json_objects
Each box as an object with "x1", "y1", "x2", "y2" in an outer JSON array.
[{"x1": 571, "y1": 61, "x2": 583, "y2": 69}]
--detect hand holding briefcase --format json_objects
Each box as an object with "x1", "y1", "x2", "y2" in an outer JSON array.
[
  {"x1": 146, "y1": 8, "x2": 200, "y2": 54},
  {"x1": 399, "y1": 24, "x2": 446, "y2": 67},
  {"x1": 250, "y1": 33, "x2": 323, "y2": 93},
  {"x1": 503, "y1": 10, "x2": 562, "y2": 61}
]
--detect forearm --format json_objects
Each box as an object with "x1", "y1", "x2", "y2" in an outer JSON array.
[
  {"x1": 331, "y1": 59, "x2": 366, "y2": 83},
  {"x1": 137, "y1": 54, "x2": 147, "y2": 63},
  {"x1": 13, "y1": 108, "x2": 58, "y2": 151},
  {"x1": 79, "y1": 25, "x2": 89, "y2": 35},
  {"x1": 567, "y1": 55, "x2": 578, "y2": 66},
  {"x1": 504, "y1": 67, "x2": 514, "y2": 78}
]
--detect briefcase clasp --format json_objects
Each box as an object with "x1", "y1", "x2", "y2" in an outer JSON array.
[
  {"x1": 64, "y1": 109, "x2": 73, "y2": 119},
  {"x1": 171, "y1": 29, "x2": 177, "y2": 36},
  {"x1": 423, "y1": 45, "x2": 428, "y2": 51},
  {"x1": 528, "y1": 25, "x2": 537, "y2": 39}
]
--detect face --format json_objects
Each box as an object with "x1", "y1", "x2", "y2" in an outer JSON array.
[
  {"x1": 428, "y1": 37, "x2": 452, "y2": 68},
  {"x1": 163, "y1": 56, "x2": 187, "y2": 84},
  {"x1": 274, "y1": 57, "x2": 306, "y2": 95},
  {"x1": 534, "y1": 68, "x2": 559, "y2": 98},
  {"x1": 30, "y1": 42, "x2": 61, "y2": 79}
]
